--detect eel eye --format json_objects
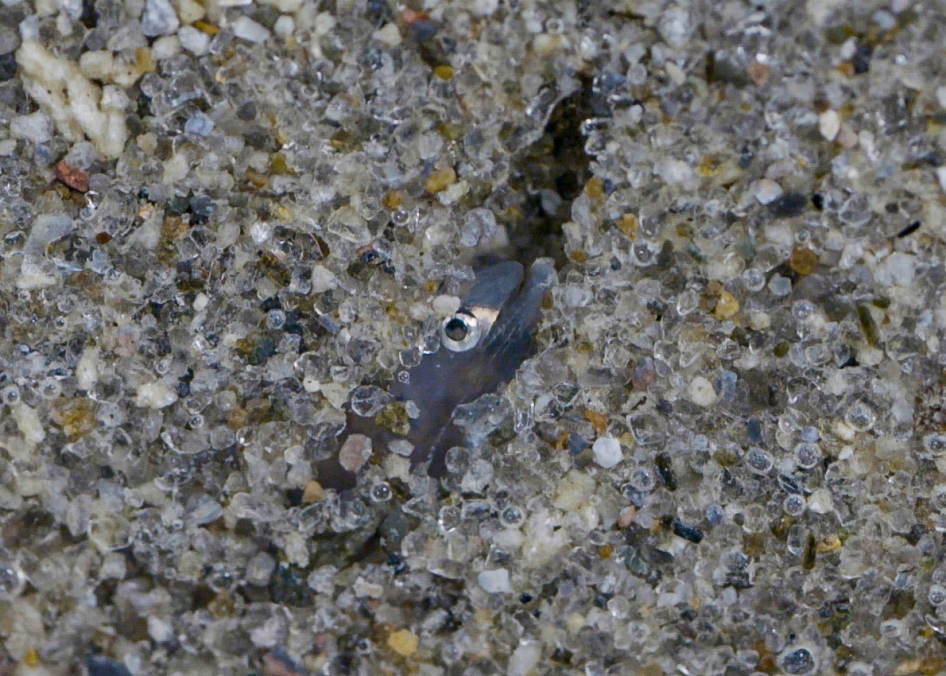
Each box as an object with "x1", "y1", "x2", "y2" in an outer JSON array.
[{"x1": 441, "y1": 311, "x2": 481, "y2": 352}]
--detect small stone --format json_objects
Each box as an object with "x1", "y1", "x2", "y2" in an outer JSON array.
[
  {"x1": 714, "y1": 290, "x2": 740, "y2": 318},
  {"x1": 688, "y1": 376, "x2": 718, "y2": 407},
  {"x1": 936, "y1": 166, "x2": 946, "y2": 194},
  {"x1": 246, "y1": 552, "x2": 277, "y2": 586},
  {"x1": 750, "y1": 178, "x2": 783, "y2": 205},
  {"x1": 11, "y1": 111, "x2": 53, "y2": 144},
  {"x1": 616, "y1": 212, "x2": 639, "y2": 238},
  {"x1": 54, "y1": 160, "x2": 89, "y2": 192},
  {"x1": 0, "y1": 53, "x2": 16, "y2": 81},
  {"x1": 807, "y1": 488, "x2": 834, "y2": 515},
  {"x1": 432, "y1": 294, "x2": 461, "y2": 316},
  {"x1": 387, "y1": 628, "x2": 418, "y2": 656},
  {"x1": 373, "y1": 22, "x2": 401, "y2": 46},
  {"x1": 174, "y1": 0, "x2": 206, "y2": 23},
  {"x1": 836, "y1": 123, "x2": 858, "y2": 149},
  {"x1": 310, "y1": 265, "x2": 338, "y2": 292},
  {"x1": 338, "y1": 434, "x2": 372, "y2": 473},
  {"x1": 147, "y1": 616, "x2": 174, "y2": 643},
  {"x1": 273, "y1": 15, "x2": 295, "y2": 37},
  {"x1": 508, "y1": 641, "x2": 542, "y2": 676},
  {"x1": 388, "y1": 438, "x2": 414, "y2": 457},
  {"x1": 654, "y1": 157, "x2": 693, "y2": 185},
  {"x1": 178, "y1": 26, "x2": 211, "y2": 55},
  {"x1": 86, "y1": 656, "x2": 133, "y2": 676},
  {"x1": 0, "y1": 26, "x2": 20, "y2": 55},
  {"x1": 140, "y1": 0, "x2": 180, "y2": 37},
  {"x1": 135, "y1": 381, "x2": 179, "y2": 409},
  {"x1": 52, "y1": 397, "x2": 97, "y2": 440},
  {"x1": 769, "y1": 193, "x2": 807, "y2": 219},
  {"x1": 631, "y1": 357, "x2": 657, "y2": 391},
  {"x1": 554, "y1": 471, "x2": 595, "y2": 511},
  {"x1": 12, "y1": 402, "x2": 46, "y2": 445},
  {"x1": 233, "y1": 16, "x2": 271, "y2": 43},
  {"x1": 665, "y1": 60, "x2": 686, "y2": 86},
  {"x1": 151, "y1": 35, "x2": 181, "y2": 60},
  {"x1": 79, "y1": 50, "x2": 114, "y2": 80},
  {"x1": 302, "y1": 480, "x2": 324, "y2": 502},
  {"x1": 657, "y1": 5, "x2": 692, "y2": 48},
  {"x1": 533, "y1": 33, "x2": 562, "y2": 57},
  {"x1": 768, "y1": 274, "x2": 792, "y2": 296},
  {"x1": 424, "y1": 164, "x2": 456, "y2": 194},
  {"x1": 789, "y1": 247, "x2": 819, "y2": 276},
  {"x1": 937, "y1": 86, "x2": 946, "y2": 110},
  {"x1": 819, "y1": 109, "x2": 840, "y2": 141},
  {"x1": 781, "y1": 647, "x2": 816, "y2": 674},
  {"x1": 592, "y1": 437, "x2": 623, "y2": 469},
  {"x1": 477, "y1": 569, "x2": 512, "y2": 593},
  {"x1": 746, "y1": 60, "x2": 769, "y2": 86},
  {"x1": 184, "y1": 111, "x2": 214, "y2": 136},
  {"x1": 472, "y1": 0, "x2": 498, "y2": 16},
  {"x1": 875, "y1": 251, "x2": 915, "y2": 287}
]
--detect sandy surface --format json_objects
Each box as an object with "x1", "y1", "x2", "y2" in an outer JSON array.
[{"x1": 1, "y1": 0, "x2": 946, "y2": 674}]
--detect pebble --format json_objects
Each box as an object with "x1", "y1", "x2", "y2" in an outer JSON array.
[
  {"x1": 477, "y1": 569, "x2": 512, "y2": 593},
  {"x1": 818, "y1": 109, "x2": 840, "y2": 141},
  {"x1": 148, "y1": 615, "x2": 174, "y2": 643},
  {"x1": 0, "y1": 26, "x2": 20, "y2": 55},
  {"x1": 508, "y1": 641, "x2": 542, "y2": 676},
  {"x1": 388, "y1": 439, "x2": 413, "y2": 457},
  {"x1": 301, "y1": 480, "x2": 324, "y2": 502},
  {"x1": 178, "y1": 26, "x2": 211, "y2": 56},
  {"x1": 789, "y1": 247, "x2": 819, "y2": 276},
  {"x1": 86, "y1": 656, "x2": 133, "y2": 676},
  {"x1": 768, "y1": 192, "x2": 807, "y2": 218},
  {"x1": 135, "y1": 381, "x2": 178, "y2": 409},
  {"x1": 338, "y1": 434, "x2": 372, "y2": 473},
  {"x1": 424, "y1": 164, "x2": 456, "y2": 194},
  {"x1": 937, "y1": 166, "x2": 946, "y2": 194},
  {"x1": 373, "y1": 22, "x2": 401, "y2": 47},
  {"x1": 233, "y1": 16, "x2": 271, "y2": 43},
  {"x1": 387, "y1": 628, "x2": 418, "y2": 656},
  {"x1": 874, "y1": 251, "x2": 915, "y2": 287},
  {"x1": 0, "y1": 53, "x2": 15, "y2": 82},
  {"x1": 273, "y1": 15, "x2": 295, "y2": 38},
  {"x1": 714, "y1": 291, "x2": 740, "y2": 319},
  {"x1": 184, "y1": 111, "x2": 215, "y2": 137},
  {"x1": 432, "y1": 294, "x2": 461, "y2": 316},
  {"x1": 151, "y1": 35, "x2": 181, "y2": 60},
  {"x1": 175, "y1": 0, "x2": 205, "y2": 23},
  {"x1": 768, "y1": 274, "x2": 792, "y2": 296},
  {"x1": 11, "y1": 111, "x2": 53, "y2": 144},
  {"x1": 657, "y1": 5, "x2": 692, "y2": 48},
  {"x1": 687, "y1": 376, "x2": 718, "y2": 407},
  {"x1": 310, "y1": 265, "x2": 338, "y2": 293},
  {"x1": 836, "y1": 123, "x2": 858, "y2": 149},
  {"x1": 654, "y1": 157, "x2": 693, "y2": 185},
  {"x1": 140, "y1": 0, "x2": 180, "y2": 37},
  {"x1": 750, "y1": 178, "x2": 783, "y2": 205},
  {"x1": 592, "y1": 437, "x2": 623, "y2": 469},
  {"x1": 54, "y1": 160, "x2": 89, "y2": 192},
  {"x1": 472, "y1": 0, "x2": 499, "y2": 15},
  {"x1": 807, "y1": 488, "x2": 834, "y2": 515},
  {"x1": 665, "y1": 61, "x2": 686, "y2": 86},
  {"x1": 12, "y1": 402, "x2": 45, "y2": 445}
]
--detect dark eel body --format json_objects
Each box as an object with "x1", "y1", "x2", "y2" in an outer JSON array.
[{"x1": 316, "y1": 258, "x2": 555, "y2": 490}]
